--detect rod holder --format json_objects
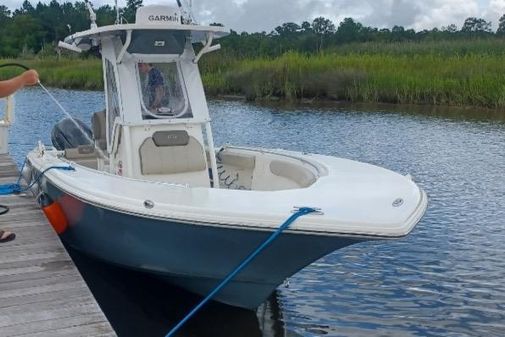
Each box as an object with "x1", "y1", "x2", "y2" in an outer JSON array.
[{"x1": 58, "y1": 41, "x2": 83, "y2": 53}]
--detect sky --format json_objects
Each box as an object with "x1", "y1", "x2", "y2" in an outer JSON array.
[{"x1": 4, "y1": 0, "x2": 505, "y2": 32}]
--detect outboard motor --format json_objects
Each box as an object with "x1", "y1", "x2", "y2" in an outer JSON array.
[{"x1": 51, "y1": 118, "x2": 93, "y2": 150}]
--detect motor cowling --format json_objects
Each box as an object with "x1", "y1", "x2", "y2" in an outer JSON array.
[{"x1": 51, "y1": 118, "x2": 93, "y2": 150}]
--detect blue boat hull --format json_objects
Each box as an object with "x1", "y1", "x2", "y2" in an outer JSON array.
[{"x1": 44, "y1": 181, "x2": 363, "y2": 309}]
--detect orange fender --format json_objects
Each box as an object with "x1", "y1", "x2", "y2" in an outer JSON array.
[
  {"x1": 42, "y1": 202, "x2": 68, "y2": 234},
  {"x1": 38, "y1": 194, "x2": 68, "y2": 235}
]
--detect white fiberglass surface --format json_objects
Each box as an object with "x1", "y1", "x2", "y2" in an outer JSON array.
[{"x1": 28, "y1": 148, "x2": 425, "y2": 237}]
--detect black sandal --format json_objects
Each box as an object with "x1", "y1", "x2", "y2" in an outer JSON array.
[{"x1": 0, "y1": 230, "x2": 15, "y2": 243}]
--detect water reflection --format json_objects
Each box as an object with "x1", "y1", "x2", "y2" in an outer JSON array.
[
  {"x1": 252, "y1": 100, "x2": 505, "y2": 123},
  {"x1": 67, "y1": 247, "x2": 298, "y2": 337},
  {"x1": 7, "y1": 88, "x2": 505, "y2": 337}
]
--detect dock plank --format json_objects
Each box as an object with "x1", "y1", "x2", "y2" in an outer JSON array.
[{"x1": 0, "y1": 154, "x2": 116, "y2": 336}]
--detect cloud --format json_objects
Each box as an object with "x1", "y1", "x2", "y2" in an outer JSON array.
[
  {"x1": 194, "y1": 0, "x2": 322, "y2": 32},
  {"x1": 2, "y1": 0, "x2": 23, "y2": 11},
  {"x1": 485, "y1": 0, "x2": 505, "y2": 28},
  {"x1": 411, "y1": 0, "x2": 480, "y2": 30},
  {"x1": 3, "y1": 0, "x2": 494, "y2": 32},
  {"x1": 191, "y1": 0, "x2": 487, "y2": 32}
]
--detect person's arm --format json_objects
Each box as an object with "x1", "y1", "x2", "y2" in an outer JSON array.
[{"x1": 0, "y1": 70, "x2": 39, "y2": 98}]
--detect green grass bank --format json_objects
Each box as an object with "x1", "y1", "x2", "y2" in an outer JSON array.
[
  {"x1": 202, "y1": 52, "x2": 505, "y2": 108},
  {"x1": 2, "y1": 40, "x2": 505, "y2": 109},
  {"x1": 0, "y1": 58, "x2": 102, "y2": 90}
]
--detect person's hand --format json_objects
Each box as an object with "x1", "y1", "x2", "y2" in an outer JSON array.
[{"x1": 21, "y1": 70, "x2": 39, "y2": 86}]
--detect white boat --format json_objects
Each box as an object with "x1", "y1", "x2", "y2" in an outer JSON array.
[{"x1": 24, "y1": 3, "x2": 428, "y2": 309}]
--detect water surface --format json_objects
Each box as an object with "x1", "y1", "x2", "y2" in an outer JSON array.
[{"x1": 4, "y1": 88, "x2": 505, "y2": 337}]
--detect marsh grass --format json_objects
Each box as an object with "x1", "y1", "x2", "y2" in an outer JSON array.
[
  {"x1": 330, "y1": 39, "x2": 505, "y2": 56},
  {"x1": 0, "y1": 58, "x2": 103, "y2": 90},
  {"x1": 201, "y1": 50, "x2": 505, "y2": 109},
  {"x1": 3, "y1": 40, "x2": 505, "y2": 109}
]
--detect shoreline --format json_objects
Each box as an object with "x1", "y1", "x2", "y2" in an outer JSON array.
[
  {"x1": 3, "y1": 52, "x2": 505, "y2": 112},
  {"x1": 213, "y1": 94, "x2": 505, "y2": 116},
  {"x1": 11, "y1": 87, "x2": 505, "y2": 120}
]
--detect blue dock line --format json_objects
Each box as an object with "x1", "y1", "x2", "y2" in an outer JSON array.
[
  {"x1": 165, "y1": 206, "x2": 319, "y2": 337},
  {"x1": 0, "y1": 160, "x2": 75, "y2": 195}
]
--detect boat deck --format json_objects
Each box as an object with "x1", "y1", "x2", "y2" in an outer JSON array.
[{"x1": 0, "y1": 154, "x2": 116, "y2": 336}]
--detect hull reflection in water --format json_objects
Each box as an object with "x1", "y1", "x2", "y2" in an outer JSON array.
[{"x1": 68, "y1": 246, "x2": 299, "y2": 337}]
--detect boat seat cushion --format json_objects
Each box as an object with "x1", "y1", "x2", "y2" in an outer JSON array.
[
  {"x1": 152, "y1": 130, "x2": 189, "y2": 147},
  {"x1": 218, "y1": 152, "x2": 255, "y2": 170},
  {"x1": 64, "y1": 145, "x2": 98, "y2": 159},
  {"x1": 139, "y1": 135, "x2": 207, "y2": 175},
  {"x1": 64, "y1": 145, "x2": 99, "y2": 169},
  {"x1": 91, "y1": 110, "x2": 107, "y2": 150},
  {"x1": 269, "y1": 160, "x2": 316, "y2": 188}
]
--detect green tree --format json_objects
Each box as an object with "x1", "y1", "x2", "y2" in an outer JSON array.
[
  {"x1": 442, "y1": 24, "x2": 458, "y2": 33},
  {"x1": 312, "y1": 17, "x2": 335, "y2": 51},
  {"x1": 274, "y1": 22, "x2": 301, "y2": 36},
  {"x1": 461, "y1": 17, "x2": 492, "y2": 33},
  {"x1": 96, "y1": 5, "x2": 117, "y2": 27},
  {"x1": 497, "y1": 14, "x2": 505, "y2": 35},
  {"x1": 336, "y1": 18, "x2": 363, "y2": 43},
  {"x1": 301, "y1": 21, "x2": 312, "y2": 33},
  {"x1": 13, "y1": 0, "x2": 35, "y2": 15},
  {"x1": 123, "y1": 0, "x2": 143, "y2": 23},
  {"x1": 0, "y1": 5, "x2": 11, "y2": 19},
  {"x1": 5, "y1": 14, "x2": 42, "y2": 56},
  {"x1": 0, "y1": 5, "x2": 12, "y2": 57}
]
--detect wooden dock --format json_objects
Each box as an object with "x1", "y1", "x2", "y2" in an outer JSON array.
[{"x1": 0, "y1": 154, "x2": 116, "y2": 336}]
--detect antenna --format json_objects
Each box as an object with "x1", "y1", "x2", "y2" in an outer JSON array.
[
  {"x1": 115, "y1": 0, "x2": 119, "y2": 24},
  {"x1": 178, "y1": 0, "x2": 196, "y2": 24},
  {"x1": 84, "y1": 0, "x2": 97, "y2": 29}
]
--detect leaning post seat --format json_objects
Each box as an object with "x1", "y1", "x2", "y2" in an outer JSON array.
[
  {"x1": 138, "y1": 130, "x2": 209, "y2": 187},
  {"x1": 91, "y1": 110, "x2": 107, "y2": 151},
  {"x1": 64, "y1": 145, "x2": 100, "y2": 169}
]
